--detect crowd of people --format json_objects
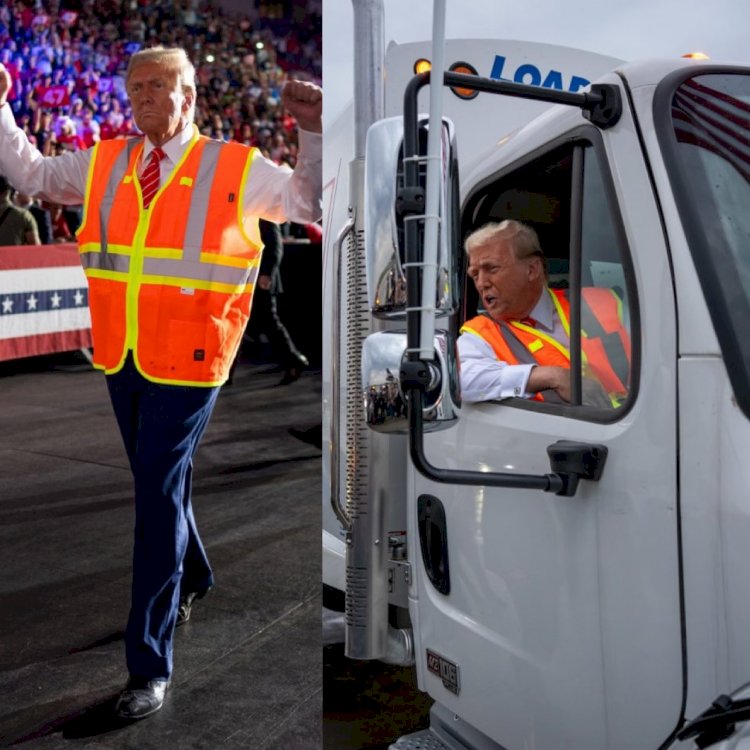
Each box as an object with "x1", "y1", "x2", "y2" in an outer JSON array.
[
  {"x1": 0, "y1": 0, "x2": 321, "y2": 253},
  {"x1": 0, "y1": 0, "x2": 321, "y2": 165}
]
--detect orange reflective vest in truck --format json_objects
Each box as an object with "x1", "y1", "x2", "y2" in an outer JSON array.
[
  {"x1": 460, "y1": 287, "x2": 631, "y2": 403},
  {"x1": 76, "y1": 131, "x2": 261, "y2": 386}
]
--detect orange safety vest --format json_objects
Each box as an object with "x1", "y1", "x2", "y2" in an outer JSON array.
[
  {"x1": 76, "y1": 129, "x2": 261, "y2": 386},
  {"x1": 460, "y1": 287, "x2": 631, "y2": 402}
]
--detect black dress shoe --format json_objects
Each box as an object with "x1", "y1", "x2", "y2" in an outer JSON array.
[
  {"x1": 115, "y1": 677, "x2": 169, "y2": 720},
  {"x1": 176, "y1": 586, "x2": 211, "y2": 626}
]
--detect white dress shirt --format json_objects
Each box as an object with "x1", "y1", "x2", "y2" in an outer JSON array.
[
  {"x1": 458, "y1": 288, "x2": 569, "y2": 402},
  {"x1": 0, "y1": 106, "x2": 322, "y2": 238}
]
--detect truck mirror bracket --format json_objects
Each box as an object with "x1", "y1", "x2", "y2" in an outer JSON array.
[
  {"x1": 400, "y1": 359, "x2": 433, "y2": 390},
  {"x1": 546, "y1": 440, "x2": 609, "y2": 497},
  {"x1": 582, "y1": 83, "x2": 622, "y2": 129},
  {"x1": 396, "y1": 185, "x2": 426, "y2": 217}
]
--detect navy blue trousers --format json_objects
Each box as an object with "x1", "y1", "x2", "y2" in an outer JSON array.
[{"x1": 106, "y1": 356, "x2": 220, "y2": 679}]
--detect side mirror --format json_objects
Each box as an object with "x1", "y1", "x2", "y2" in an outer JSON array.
[
  {"x1": 364, "y1": 116, "x2": 460, "y2": 319},
  {"x1": 362, "y1": 330, "x2": 460, "y2": 433}
]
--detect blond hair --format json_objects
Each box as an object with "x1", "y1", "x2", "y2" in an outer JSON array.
[
  {"x1": 126, "y1": 46, "x2": 197, "y2": 122},
  {"x1": 465, "y1": 219, "x2": 547, "y2": 276}
]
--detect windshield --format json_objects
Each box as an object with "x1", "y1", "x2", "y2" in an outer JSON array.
[{"x1": 657, "y1": 70, "x2": 750, "y2": 418}]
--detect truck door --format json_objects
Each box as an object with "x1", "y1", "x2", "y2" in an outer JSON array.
[{"x1": 408, "y1": 115, "x2": 683, "y2": 749}]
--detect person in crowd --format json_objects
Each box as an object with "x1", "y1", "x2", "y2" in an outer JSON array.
[
  {"x1": 78, "y1": 105, "x2": 101, "y2": 148},
  {"x1": 0, "y1": 45, "x2": 322, "y2": 721},
  {"x1": 47, "y1": 201, "x2": 76, "y2": 242},
  {"x1": 244, "y1": 219, "x2": 309, "y2": 385},
  {"x1": 56, "y1": 117, "x2": 85, "y2": 151},
  {"x1": 31, "y1": 109, "x2": 56, "y2": 155},
  {"x1": 0, "y1": 174, "x2": 40, "y2": 245},
  {"x1": 12, "y1": 188, "x2": 53, "y2": 244},
  {"x1": 459, "y1": 220, "x2": 629, "y2": 407}
]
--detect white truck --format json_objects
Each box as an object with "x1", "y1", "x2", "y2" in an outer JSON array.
[{"x1": 323, "y1": 2, "x2": 750, "y2": 748}]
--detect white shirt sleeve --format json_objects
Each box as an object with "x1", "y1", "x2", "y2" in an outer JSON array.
[
  {"x1": 0, "y1": 104, "x2": 90, "y2": 205},
  {"x1": 457, "y1": 331, "x2": 535, "y2": 402},
  {"x1": 242, "y1": 128, "x2": 322, "y2": 225}
]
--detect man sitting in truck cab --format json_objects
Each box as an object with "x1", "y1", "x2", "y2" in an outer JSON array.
[{"x1": 458, "y1": 219, "x2": 630, "y2": 407}]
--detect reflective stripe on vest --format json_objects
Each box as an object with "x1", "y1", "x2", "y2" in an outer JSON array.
[
  {"x1": 76, "y1": 129, "x2": 261, "y2": 385},
  {"x1": 183, "y1": 140, "x2": 222, "y2": 261},
  {"x1": 80, "y1": 250, "x2": 131, "y2": 274},
  {"x1": 142, "y1": 257, "x2": 259, "y2": 288},
  {"x1": 99, "y1": 140, "x2": 140, "y2": 256}
]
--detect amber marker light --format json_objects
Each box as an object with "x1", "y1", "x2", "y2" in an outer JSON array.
[
  {"x1": 449, "y1": 61, "x2": 479, "y2": 100},
  {"x1": 414, "y1": 58, "x2": 432, "y2": 75},
  {"x1": 682, "y1": 52, "x2": 711, "y2": 60}
]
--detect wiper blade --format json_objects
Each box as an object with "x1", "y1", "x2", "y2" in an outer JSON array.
[{"x1": 678, "y1": 694, "x2": 750, "y2": 749}]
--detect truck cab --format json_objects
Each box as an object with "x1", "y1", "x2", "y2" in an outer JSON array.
[{"x1": 324, "y1": 30, "x2": 750, "y2": 750}]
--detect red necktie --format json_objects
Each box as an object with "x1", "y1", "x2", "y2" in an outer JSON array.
[{"x1": 140, "y1": 147, "x2": 165, "y2": 208}]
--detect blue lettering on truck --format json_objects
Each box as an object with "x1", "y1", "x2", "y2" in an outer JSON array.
[{"x1": 490, "y1": 55, "x2": 591, "y2": 92}]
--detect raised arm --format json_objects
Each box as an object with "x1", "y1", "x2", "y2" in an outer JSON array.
[
  {"x1": 242, "y1": 80, "x2": 322, "y2": 226},
  {"x1": 0, "y1": 63, "x2": 90, "y2": 205}
]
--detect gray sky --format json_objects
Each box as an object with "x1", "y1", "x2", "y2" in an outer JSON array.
[{"x1": 324, "y1": 0, "x2": 750, "y2": 122}]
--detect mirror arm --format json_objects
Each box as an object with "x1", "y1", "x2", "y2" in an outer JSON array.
[
  {"x1": 402, "y1": 376, "x2": 566, "y2": 494},
  {"x1": 402, "y1": 76, "x2": 570, "y2": 496},
  {"x1": 399, "y1": 70, "x2": 616, "y2": 497}
]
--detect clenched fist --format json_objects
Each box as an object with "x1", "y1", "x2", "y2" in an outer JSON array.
[
  {"x1": 280, "y1": 79, "x2": 322, "y2": 134},
  {"x1": 0, "y1": 63, "x2": 12, "y2": 107}
]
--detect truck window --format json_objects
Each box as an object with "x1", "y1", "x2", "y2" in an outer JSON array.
[
  {"x1": 658, "y1": 71, "x2": 750, "y2": 419},
  {"x1": 461, "y1": 136, "x2": 635, "y2": 416},
  {"x1": 579, "y1": 143, "x2": 633, "y2": 409}
]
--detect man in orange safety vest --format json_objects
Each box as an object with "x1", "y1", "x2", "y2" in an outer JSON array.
[
  {"x1": 0, "y1": 46, "x2": 322, "y2": 719},
  {"x1": 459, "y1": 220, "x2": 630, "y2": 407}
]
